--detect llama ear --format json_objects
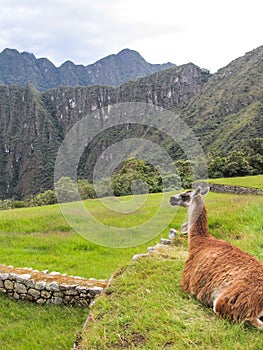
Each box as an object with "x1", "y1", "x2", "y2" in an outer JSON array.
[
  {"x1": 193, "y1": 186, "x2": 201, "y2": 196},
  {"x1": 200, "y1": 186, "x2": 209, "y2": 195},
  {"x1": 193, "y1": 185, "x2": 209, "y2": 196}
]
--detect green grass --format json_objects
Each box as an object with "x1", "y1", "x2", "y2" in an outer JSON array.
[
  {"x1": 77, "y1": 192, "x2": 263, "y2": 350},
  {"x1": 0, "y1": 175, "x2": 262, "y2": 349},
  {"x1": 77, "y1": 255, "x2": 263, "y2": 350},
  {"x1": 0, "y1": 296, "x2": 87, "y2": 350},
  {"x1": 207, "y1": 174, "x2": 263, "y2": 189}
]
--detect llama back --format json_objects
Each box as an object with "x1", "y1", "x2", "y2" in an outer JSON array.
[{"x1": 181, "y1": 235, "x2": 263, "y2": 307}]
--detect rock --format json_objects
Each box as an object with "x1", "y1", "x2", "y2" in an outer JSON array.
[
  {"x1": 35, "y1": 281, "x2": 46, "y2": 290},
  {"x1": 90, "y1": 287, "x2": 104, "y2": 295},
  {"x1": 9, "y1": 273, "x2": 18, "y2": 281},
  {"x1": 0, "y1": 273, "x2": 9, "y2": 280},
  {"x1": 15, "y1": 274, "x2": 32, "y2": 282},
  {"x1": 132, "y1": 253, "x2": 149, "y2": 261},
  {"x1": 28, "y1": 288, "x2": 41, "y2": 299},
  {"x1": 4, "y1": 280, "x2": 13, "y2": 290},
  {"x1": 46, "y1": 282, "x2": 59, "y2": 291},
  {"x1": 37, "y1": 298, "x2": 46, "y2": 305},
  {"x1": 147, "y1": 246, "x2": 156, "y2": 253},
  {"x1": 41, "y1": 290, "x2": 51, "y2": 299},
  {"x1": 14, "y1": 283, "x2": 27, "y2": 294},
  {"x1": 13, "y1": 292, "x2": 20, "y2": 300},
  {"x1": 168, "y1": 228, "x2": 177, "y2": 239},
  {"x1": 64, "y1": 288, "x2": 78, "y2": 296},
  {"x1": 160, "y1": 238, "x2": 172, "y2": 245},
  {"x1": 25, "y1": 279, "x2": 35, "y2": 288},
  {"x1": 51, "y1": 296, "x2": 63, "y2": 305},
  {"x1": 49, "y1": 271, "x2": 61, "y2": 276}
]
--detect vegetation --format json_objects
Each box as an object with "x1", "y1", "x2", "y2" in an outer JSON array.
[
  {"x1": 0, "y1": 297, "x2": 87, "y2": 350},
  {"x1": 207, "y1": 174, "x2": 263, "y2": 189},
  {"x1": 1, "y1": 44, "x2": 263, "y2": 201},
  {"x1": 208, "y1": 138, "x2": 263, "y2": 178},
  {"x1": 76, "y1": 192, "x2": 263, "y2": 349},
  {"x1": 111, "y1": 158, "x2": 163, "y2": 196},
  {"x1": 0, "y1": 175, "x2": 262, "y2": 349}
]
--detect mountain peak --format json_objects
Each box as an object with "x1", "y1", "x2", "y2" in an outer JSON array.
[{"x1": 0, "y1": 48, "x2": 176, "y2": 90}]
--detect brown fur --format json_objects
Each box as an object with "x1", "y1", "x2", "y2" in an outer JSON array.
[{"x1": 170, "y1": 189, "x2": 263, "y2": 329}]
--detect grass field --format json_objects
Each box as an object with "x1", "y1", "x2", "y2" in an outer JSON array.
[
  {"x1": 207, "y1": 174, "x2": 263, "y2": 189},
  {"x1": 78, "y1": 190, "x2": 263, "y2": 349},
  {"x1": 0, "y1": 175, "x2": 262, "y2": 349}
]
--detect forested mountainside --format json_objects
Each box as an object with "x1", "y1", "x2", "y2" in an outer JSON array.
[
  {"x1": 0, "y1": 46, "x2": 262, "y2": 199},
  {"x1": 181, "y1": 45, "x2": 263, "y2": 152},
  {"x1": 0, "y1": 48, "x2": 174, "y2": 91}
]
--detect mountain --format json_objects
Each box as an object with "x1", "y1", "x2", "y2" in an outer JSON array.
[
  {"x1": 0, "y1": 48, "x2": 175, "y2": 91},
  {"x1": 0, "y1": 63, "x2": 208, "y2": 199},
  {"x1": 181, "y1": 45, "x2": 263, "y2": 152},
  {"x1": 0, "y1": 45, "x2": 262, "y2": 199}
]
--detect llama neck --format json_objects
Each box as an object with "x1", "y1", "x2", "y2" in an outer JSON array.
[{"x1": 188, "y1": 196, "x2": 209, "y2": 239}]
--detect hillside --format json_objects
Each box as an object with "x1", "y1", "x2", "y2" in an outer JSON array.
[
  {"x1": 0, "y1": 48, "x2": 174, "y2": 91},
  {"x1": 182, "y1": 45, "x2": 263, "y2": 151},
  {"x1": 0, "y1": 63, "x2": 209, "y2": 199},
  {"x1": 75, "y1": 191, "x2": 263, "y2": 349}
]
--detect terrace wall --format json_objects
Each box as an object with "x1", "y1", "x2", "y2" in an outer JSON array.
[
  {"x1": 0, "y1": 265, "x2": 108, "y2": 307},
  {"x1": 195, "y1": 182, "x2": 263, "y2": 195}
]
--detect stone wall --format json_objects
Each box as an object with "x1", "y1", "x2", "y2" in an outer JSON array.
[
  {"x1": 0, "y1": 265, "x2": 108, "y2": 307},
  {"x1": 194, "y1": 182, "x2": 263, "y2": 195}
]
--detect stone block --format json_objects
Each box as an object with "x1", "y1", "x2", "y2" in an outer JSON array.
[
  {"x1": 0, "y1": 273, "x2": 9, "y2": 280},
  {"x1": 14, "y1": 283, "x2": 27, "y2": 294},
  {"x1": 41, "y1": 290, "x2": 51, "y2": 299},
  {"x1": 25, "y1": 279, "x2": 35, "y2": 288},
  {"x1": 4, "y1": 280, "x2": 13, "y2": 290},
  {"x1": 35, "y1": 281, "x2": 46, "y2": 290},
  {"x1": 46, "y1": 281, "x2": 59, "y2": 291},
  {"x1": 15, "y1": 274, "x2": 32, "y2": 283},
  {"x1": 51, "y1": 296, "x2": 63, "y2": 305},
  {"x1": 37, "y1": 298, "x2": 46, "y2": 305},
  {"x1": 28, "y1": 288, "x2": 41, "y2": 299}
]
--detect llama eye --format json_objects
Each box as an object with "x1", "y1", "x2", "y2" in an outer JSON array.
[{"x1": 259, "y1": 316, "x2": 263, "y2": 322}]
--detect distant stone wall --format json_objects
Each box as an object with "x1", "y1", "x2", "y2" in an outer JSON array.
[
  {"x1": 0, "y1": 265, "x2": 108, "y2": 307},
  {"x1": 194, "y1": 182, "x2": 263, "y2": 195}
]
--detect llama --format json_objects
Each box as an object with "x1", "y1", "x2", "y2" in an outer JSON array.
[{"x1": 170, "y1": 187, "x2": 263, "y2": 329}]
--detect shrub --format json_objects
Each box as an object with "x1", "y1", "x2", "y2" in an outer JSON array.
[{"x1": 32, "y1": 190, "x2": 57, "y2": 206}]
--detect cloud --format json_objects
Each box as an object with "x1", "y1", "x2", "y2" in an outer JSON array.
[{"x1": 0, "y1": 0, "x2": 262, "y2": 71}]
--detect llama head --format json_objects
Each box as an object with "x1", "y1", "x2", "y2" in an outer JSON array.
[{"x1": 169, "y1": 186, "x2": 209, "y2": 208}]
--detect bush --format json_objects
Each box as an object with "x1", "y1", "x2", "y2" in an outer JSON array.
[
  {"x1": 111, "y1": 158, "x2": 162, "y2": 196},
  {"x1": 31, "y1": 190, "x2": 57, "y2": 206},
  {"x1": 78, "y1": 179, "x2": 96, "y2": 199},
  {"x1": 55, "y1": 177, "x2": 79, "y2": 203}
]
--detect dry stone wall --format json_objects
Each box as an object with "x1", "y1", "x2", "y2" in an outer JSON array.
[
  {"x1": 195, "y1": 182, "x2": 263, "y2": 195},
  {"x1": 0, "y1": 265, "x2": 108, "y2": 307}
]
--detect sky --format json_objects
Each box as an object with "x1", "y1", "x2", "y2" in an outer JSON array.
[{"x1": 0, "y1": 0, "x2": 263, "y2": 72}]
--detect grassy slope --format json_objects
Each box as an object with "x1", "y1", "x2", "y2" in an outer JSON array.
[
  {"x1": 207, "y1": 175, "x2": 263, "y2": 189},
  {"x1": 77, "y1": 192, "x2": 263, "y2": 349},
  {"x1": 0, "y1": 176, "x2": 262, "y2": 349}
]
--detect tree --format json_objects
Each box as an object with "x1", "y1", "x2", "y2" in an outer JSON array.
[
  {"x1": 77, "y1": 179, "x2": 96, "y2": 199},
  {"x1": 32, "y1": 190, "x2": 57, "y2": 206},
  {"x1": 55, "y1": 177, "x2": 79, "y2": 203},
  {"x1": 223, "y1": 151, "x2": 252, "y2": 177},
  {"x1": 111, "y1": 158, "x2": 162, "y2": 196},
  {"x1": 174, "y1": 160, "x2": 194, "y2": 189}
]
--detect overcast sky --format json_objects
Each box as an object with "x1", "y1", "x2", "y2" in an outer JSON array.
[{"x1": 0, "y1": 0, "x2": 262, "y2": 72}]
